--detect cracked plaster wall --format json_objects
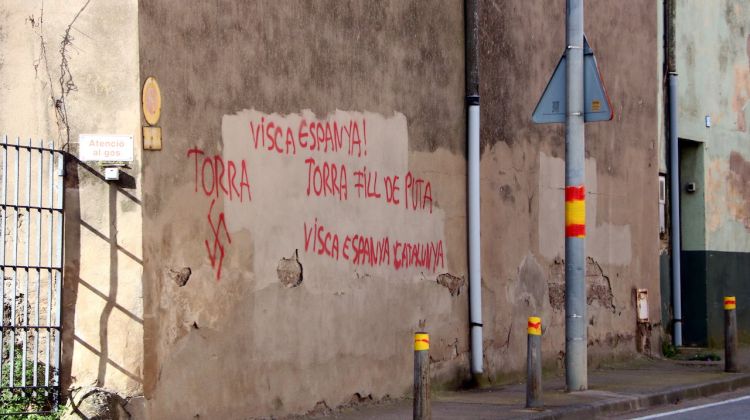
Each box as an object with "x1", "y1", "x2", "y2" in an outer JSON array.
[
  {"x1": 137, "y1": 1, "x2": 661, "y2": 418},
  {"x1": 1, "y1": 1, "x2": 666, "y2": 418},
  {"x1": 139, "y1": 1, "x2": 468, "y2": 418},
  {"x1": 480, "y1": 0, "x2": 660, "y2": 378}
]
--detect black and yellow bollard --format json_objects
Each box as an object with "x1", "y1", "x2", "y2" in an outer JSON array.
[
  {"x1": 526, "y1": 317, "x2": 543, "y2": 408},
  {"x1": 724, "y1": 297, "x2": 739, "y2": 373},
  {"x1": 414, "y1": 332, "x2": 431, "y2": 420}
]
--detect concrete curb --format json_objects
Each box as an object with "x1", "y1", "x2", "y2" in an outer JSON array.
[{"x1": 533, "y1": 373, "x2": 750, "y2": 419}]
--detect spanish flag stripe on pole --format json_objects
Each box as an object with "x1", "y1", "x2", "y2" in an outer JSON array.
[{"x1": 565, "y1": 185, "x2": 585, "y2": 238}]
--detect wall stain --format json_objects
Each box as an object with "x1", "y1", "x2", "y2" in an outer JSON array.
[
  {"x1": 306, "y1": 400, "x2": 332, "y2": 417},
  {"x1": 347, "y1": 393, "x2": 373, "y2": 406},
  {"x1": 547, "y1": 257, "x2": 565, "y2": 311},
  {"x1": 720, "y1": 42, "x2": 730, "y2": 73},
  {"x1": 436, "y1": 273, "x2": 465, "y2": 296},
  {"x1": 517, "y1": 253, "x2": 547, "y2": 312},
  {"x1": 586, "y1": 257, "x2": 616, "y2": 313},
  {"x1": 588, "y1": 332, "x2": 634, "y2": 348},
  {"x1": 498, "y1": 184, "x2": 515, "y2": 203},
  {"x1": 732, "y1": 35, "x2": 750, "y2": 131},
  {"x1": 728, "y1": 151, "x2": 750, "y2": 228}
]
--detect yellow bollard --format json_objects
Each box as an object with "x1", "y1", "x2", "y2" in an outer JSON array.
[
  {"x1": 413, "y1": 332, "x2": 430, "y2": 419},
  {"x1": 526, "y1": 317, "x2": 543, "y2": 408},
  {"x1": 724, "y1": 297, "x2": 738, "y2": 372}
]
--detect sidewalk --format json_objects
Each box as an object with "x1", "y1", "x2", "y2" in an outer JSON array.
[{"x1": 319, "y1": 347, "x2": 750, "y2": 419}]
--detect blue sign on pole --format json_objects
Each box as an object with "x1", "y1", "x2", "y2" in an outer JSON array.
[{"x1": 531, "y1": 35, "x2": 613, "y2": 124}]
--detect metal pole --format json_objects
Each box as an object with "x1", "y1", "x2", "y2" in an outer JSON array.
[
  {"x1": 669, "y1": 73, "x2": 683, "y2": 347},
  {"x1": 565, "y1": 0, "x2": 587, "y2": 391},
  {"x1": 22, "y1": 139, "x2": 31, "y2": 386},
  {"x1": 45, "y1": 141, "x2": 53, "y2": 386},
  {"x1": 54, "y1": 151, "x2": 64, "y2": 388},
  {"x1": 0, "y1": 135, "x2": 6, "y2": 386},
  {"x1": 10, "y1": 136, "x2": 20, "y2": 387},
  {"x1": 34, "y1": 139, "x2": 43, "y2": 387},
  {"x1": 0, "y1": 135, "x2": 8, "y2": 388},
  {"x1": 468, "y1": 101, "x2": 482, "y2": 376},
  {"x1": 413, "y1": 332, "x2": 431, "y2": 420},
  {"x1": 526, "y1": 317, "x2": 543, "y2": 408},
  {"x1": 465, "y1": 0, "x2": 484, "y2": 380},
  {"x1": 724, "y1": 297, "x2": 738, "y2": 373}
]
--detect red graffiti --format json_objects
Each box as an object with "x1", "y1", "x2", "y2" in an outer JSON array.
[
  {"x1": 384, "y1": 175, "x2": 400, "y2": 205},
  {"x1": 392, "y1": 239, "x2": 444, "y2": 271},
  {"x1": 353, "y1": 166, "x2": 381, "y2": 199},
  {"x1": 204, "y1": 199, "x2": 232, "y2": 280},
  {"x1": 187, "y1": 113, "x2": 445, "y2": 278},
  {"x1": 303, "y1": 220, "x2": 444, "y2": 272},
  {"x1": 305, "y1": 158, "x2": 348, "y2": 200},
  {"x1": 350, "y1": 167, "x2": 432, "y2": 213},
  {"x1": 404, "y1": 172, "x2": 433, "y2": 214},
  {"x1": 250, "y1": 117, "x2": 367, "y2": 157},
  {"x1": 302, "y1": 159, "x2": 432, "y2": 214},
  {"x1": 188, "y1": 147, "x2": 252, "y2": 202},
  {"x1": 187, "y1": 146, "x2": 250, "y2": 281}
]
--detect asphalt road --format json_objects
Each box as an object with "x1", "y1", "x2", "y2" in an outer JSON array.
[{"x1": 617, "y1": 387, "x2": 750, "y2": 419}]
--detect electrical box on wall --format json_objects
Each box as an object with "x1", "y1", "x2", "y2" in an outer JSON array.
[
  {"x1": 104, "y1": 167, "x2": 120, "y2": 181},
  {"x1": 658, "y1": 175, "x2": 666, "y2": 234},
  {"x1": 637, "y1": 289, "x2": 649, "y2": 323}
]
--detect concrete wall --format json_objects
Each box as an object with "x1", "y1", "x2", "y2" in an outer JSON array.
[
  {"x1": 0, "y1": 0, "x2": 144, "y2": 404},
  {"x1": 137, "y1": 1, "x2": 661, "y2": 418},
  {"x1": 676, "y1": 0, "x2": 750, "y2": 346},
  {"x1": 479, "y1": 0, "x2": 660, "y2": 372},
  {"x1": 138, "y1": 1, "x2": 467, "y2": 418},
  {"x1": 0, "y1": 0, "x2": 664, "y2": 418}
]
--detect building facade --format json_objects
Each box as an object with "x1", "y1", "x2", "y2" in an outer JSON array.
[
  {"x1": 668, "y1": 0, "x2": 750, "y2": 347},
  {"x1": 0, "y1": 1, "x2": 669, "y2": 418}
]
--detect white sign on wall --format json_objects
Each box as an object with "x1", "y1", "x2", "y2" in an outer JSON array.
[{"x1": 79, "y1": 134, "x2": 134, "y2": 162}]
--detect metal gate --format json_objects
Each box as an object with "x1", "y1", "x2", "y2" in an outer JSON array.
[{"x1": 0, "y1": 135, "x2": 64, "y2": 415}]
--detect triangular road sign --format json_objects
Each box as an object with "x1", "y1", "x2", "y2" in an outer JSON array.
[{"x1": 531, "y1": 35, "x2": 613, "y2": 124}]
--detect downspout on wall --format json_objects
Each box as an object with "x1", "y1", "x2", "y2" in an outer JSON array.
[
  {"x1": 665, "y1": 0, "x2": 683, "y2": 347},
  {"x1": 465, "y1": 0, "x2": 484, "y2": 381}
]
